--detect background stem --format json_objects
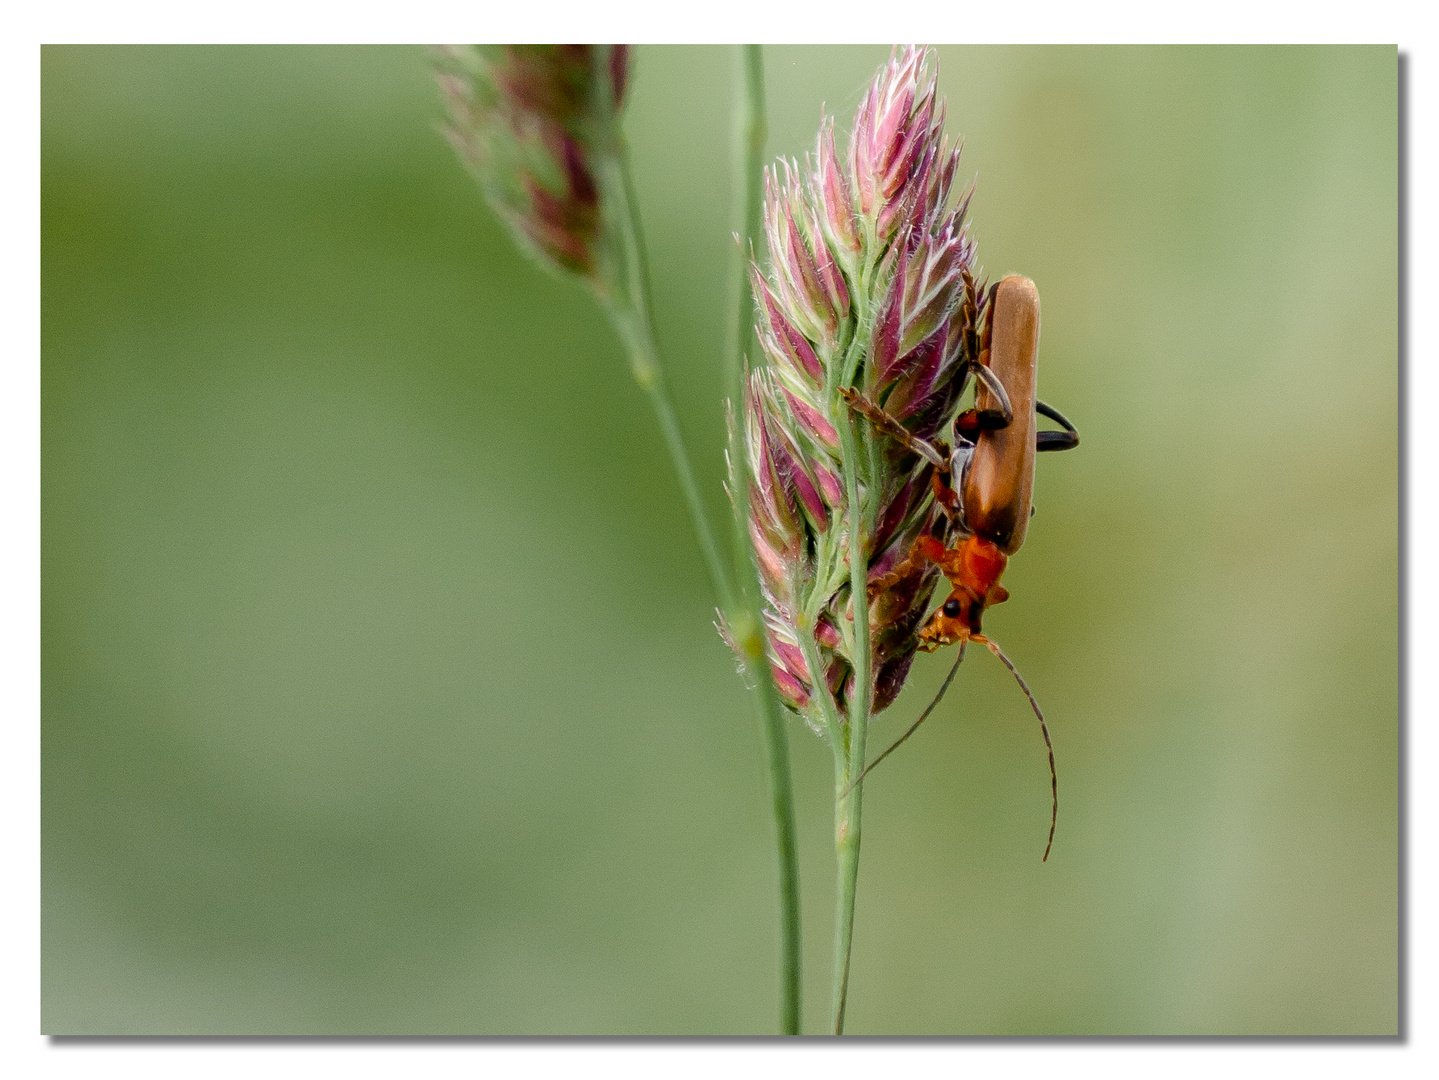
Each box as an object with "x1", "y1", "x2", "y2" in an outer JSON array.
[
  {"x1": 606, "y1": 51, "x2": 802, "y2": 1036},
  {"x1": 725, "y1": 44, "x2": 767, "y2": 410},
  {"x1": 724, "y1": 44, "x2": 802, "y2": 1037},
  {"x1": 607, "y1": 148, "x2": 735, "y2": 614},
  {"x1": 746, "y1": 629, "x2": 802, "y2": 1036}
]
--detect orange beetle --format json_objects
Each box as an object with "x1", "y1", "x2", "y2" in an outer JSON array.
[{"x1": 844, "y1": 274, "x2": 1078, "y2": 859}]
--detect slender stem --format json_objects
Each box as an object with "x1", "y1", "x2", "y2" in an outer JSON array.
[
  {"x1": 831, "y1": 407, "x2": 872, "y2": 1035},
  {"x1": 737, "y1": 617, "x2": 802, "y2": 1034},
  {"x1": 725, "y1": 44, "x2": 767, "y2": 410},
  {"x1": 832, "y1": 733, "x2": 860, "y2": 1035},
  {"x1": 842, "y1": 640, "x2": 966, "y2": 800},
  {"x1": 796, "y1": 598, "x2": 856, "y2": 1037},
  {"x1": 722, "y1": 45, "x2": 802, "y2": 1036},
  {"x1": 607, "y1": 147, "x2": 736, "y2": 614}
]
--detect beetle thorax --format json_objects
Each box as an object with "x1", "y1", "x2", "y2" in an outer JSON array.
[{"x1": 957, "y1": 533, "x2": 1007, "y2": 601}]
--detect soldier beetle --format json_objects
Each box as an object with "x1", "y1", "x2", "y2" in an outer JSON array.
[{"x1": 843, "y1": 274, "x2": 1077, "y2": 860}]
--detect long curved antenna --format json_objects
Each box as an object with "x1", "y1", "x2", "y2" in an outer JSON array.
[
  {"x1": 841, "y1": 640, "x2": 966, "y2": 800},
  {"x1": 975, "y1": 635, "x2": 1057, "y2": 862}
]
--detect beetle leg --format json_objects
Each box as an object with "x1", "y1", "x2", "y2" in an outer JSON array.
[
  {"x1": 840, "y1": 387, "x2": 949, "y2": 469},
  {"x1": 954, "y1": 359, "x2": 1016, "y2": 443},
  {"x1": 969, "y1": 361, "x2": 1014, "y2": 428},
  {"x1": 867, "y1": 534, "x2": 943, "y2": 598},
  {"x1": 930, "y1": 466, "x2": 963, "y2": 523},
  {"x1": 1035, "y1": 399, "x2": 1080, "y2": 452}
]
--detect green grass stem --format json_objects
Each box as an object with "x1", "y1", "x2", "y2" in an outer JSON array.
[{"x1": 723, "y1": 45, "x2": 802, "y2": 1036}]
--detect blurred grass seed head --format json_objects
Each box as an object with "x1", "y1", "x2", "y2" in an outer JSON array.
[{"x1": 435, "y1": 44, "x2": 631, "y2": 284}]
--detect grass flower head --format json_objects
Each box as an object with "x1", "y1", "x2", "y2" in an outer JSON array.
[{"x1": 736, "y1": 46, "x2": 982, "y2": 735}]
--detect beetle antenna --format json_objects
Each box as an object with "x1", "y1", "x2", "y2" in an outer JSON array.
[
  {"x1": 976, "y1": 636, "x2": 1057, "y2": 862},
  {"x1": 841, "y1": 640, "x2": 966, "y2": 799}
]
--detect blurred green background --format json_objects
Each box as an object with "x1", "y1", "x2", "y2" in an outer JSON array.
[{"x1": 42, "y1": 45, "x2": 1397, "y2": 1036}]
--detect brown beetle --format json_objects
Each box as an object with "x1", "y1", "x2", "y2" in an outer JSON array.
[{"x1": 843, "y1": 274, "x2": 1077, "y2": 859}]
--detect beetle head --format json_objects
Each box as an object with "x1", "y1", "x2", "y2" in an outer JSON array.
[{"x1": 917, "y1": 534, "x2": 1010, "y2": 650}]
